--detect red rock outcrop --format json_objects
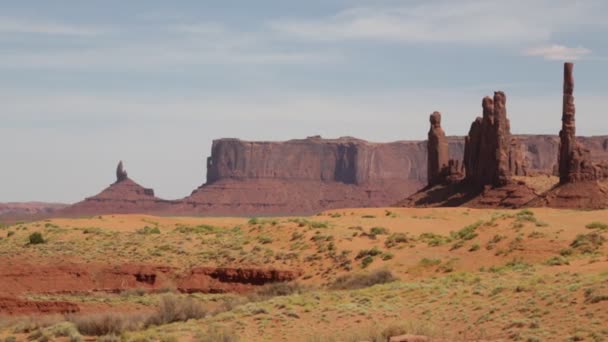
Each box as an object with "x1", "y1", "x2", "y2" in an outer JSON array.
[
  {"x1": 559, "y1": 63, "x2": 608, "y2": 183},
  {"x1": 0, "y1": 261, "x2": 300, "y2": 297},
  {"x1": 529, "y1": 63, "x2": 608, "y2": 209},
  {"x1": 116, "y1": 160, "x2": 128, "y2": 182},
  {"x1": 0, "y1": 297, "x2": 79, "y2": 315},
  {"x1": 427, "y1": 112, "x2": 449, "y2": 186},
  {"x1": 179, "y1": 137, "x2": 435, "y2": 215},
  {"x1": 57, "y1": 161, "x2": 171, "y2": 216},
  {"x1": 464, "y1": 92, "x2": 527, "y2": 187}
]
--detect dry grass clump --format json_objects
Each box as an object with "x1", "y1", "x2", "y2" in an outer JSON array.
[
  {"x1": 308, "y1": 321, "x2": 437, "y2": 342},
  {"x1": 68, "y1": 312, "x2": 144, "y2": 336},
  {"x1": 69, "y1": 294, "x2": 207, "y2": 336},
  {"x1": 145, "y1": 294, "x2": 207, "y2": 326},
  {"x1": 330, "y1": 269, "x2": 398, "y2": 290},
  {"x1": 248, "y1": 281, "x2": 308, "y2": 301},
  {"x1": 195, "y1": 325, "x2": 240, "y2": 342}
]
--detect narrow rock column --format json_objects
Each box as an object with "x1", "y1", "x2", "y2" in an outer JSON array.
[
  {"x1": 116, "y1": 161, "x2": 128, "y2": 182},
  {"x1": 559, "y1": 62, "x2": 576, "y2": 184},
  {"x1": 493, "y1": 91, "x2": 511, "y2": 186},
  {"x1": 427, "y1": 111, "x2": 449, "y2": 186}
]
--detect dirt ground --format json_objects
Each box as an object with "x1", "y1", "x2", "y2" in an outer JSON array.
[{"x1": 1, "y1": 207, "x2": 607, "y2": 341}]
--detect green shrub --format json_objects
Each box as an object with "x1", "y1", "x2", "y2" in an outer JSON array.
[
  {"x1": 545, "y1": 256, "x2": 569, "y2": 266},
  {"x1": 419, "y1": 258, "x2": 441, "y2": 267},
  {"x1": 381, "y1": 252, "x2": 394, "y2": 260},
  {"x1": 384, "y1": 233, "x2": 408, "y2": 248},
  {"x1": 419, "y1": 233, "x2": 450, "y2": 246},
  {"x1": 355, "y1": 247, "x2": 382, "y2": 259},
  {"x1": 586, "y1": 222, "x2": 608, "y2": 230},
  {"x1": 468, "y1": 243, "x2": 480, "y2": 252},
  {"x1": 361, "y1": 256, "x2": 374, "y2": 268},
  {"x1": 330, "y1": 269, "x2": 397, "y2": 290},
  {"x1": 28, "y1": 232, "x2": 45, "y2": 245},
  {"x1": 137, "y1": 226, "x2": 160, "y2": 235},
  {"x1": 451, "y1": 221, "x2": 483, "y2": 241},
  {"x1": 257, "y1": 236, "x2": 273, "y2": 244},
  {"x1": 369, "y1": 227, "x2": 389, "y2": 236},
  {"x1": 570, "y1": 232, "x2": 605, "y2": 254}
]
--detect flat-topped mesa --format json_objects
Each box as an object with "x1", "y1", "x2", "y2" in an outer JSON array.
[
  {"x1": 557, "y1": 62, "x2": 608, "y2": 183},
  {"x1": 464, "y1": 92, "x2": 527, "y2": 188},
  {"x1": 116, "y1": 161, "x2": 128, "y2": 183},
  {"x1": 427, "y1": 111, "x2": 449, "y2": 186}
]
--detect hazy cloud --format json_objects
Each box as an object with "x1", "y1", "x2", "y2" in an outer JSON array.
[
  {"x1": 269, "y1": 0, "x2": 605, "y2": 45},
  {"x1": 524, "y1": 44, "x2": 592, "y2": 61},
  {"x1": 0, "y1": 17, "x2": 108, "y2": 36}
]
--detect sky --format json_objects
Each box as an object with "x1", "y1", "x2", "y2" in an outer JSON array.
[{"x1": 1, "y1": 0, "x2": 608, "y2": 203}]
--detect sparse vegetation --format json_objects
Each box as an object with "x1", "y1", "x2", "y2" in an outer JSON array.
[
  {"x1": 570, "y1": 232, "x2": 605, "y2": 254},
  {"x1": 28, "y1": 232, "x2": 45, "y2": 245},
  {"x1": 586, "y1": 221, "x2": 608, "y2": 230},
  {"x1": 330, "y1": 269, "x2": 397, "y2": 290}
]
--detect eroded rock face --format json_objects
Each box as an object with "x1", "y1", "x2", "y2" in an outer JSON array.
[
  {"x1": 427, "y1": 111, "x2": 449, "y2": 186},
  {"x1": 464, "y1": 92, "x2": 527, "y2": 187}
]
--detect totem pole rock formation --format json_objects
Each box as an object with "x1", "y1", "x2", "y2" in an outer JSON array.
[
  {"x1": 558, "y1": 62, "x2": 608, "y2": 183},
  {"x1": 116, "y1": 161, "x2": 128, "y2": 182},
  {"x1": 463, "y1": 92, "x2": 526, "y2": 188},
  {"x1": 427, "y1": 112, "x2": 449, "y2": 186}
]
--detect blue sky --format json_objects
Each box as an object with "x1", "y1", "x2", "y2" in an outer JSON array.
[{"x1": 1, "y1": 0, "x2": 608, "y2": 202}]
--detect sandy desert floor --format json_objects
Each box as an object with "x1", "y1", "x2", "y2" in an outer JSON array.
[{"x1": 0, "y1": 207, "x2": 607, "y2": 341}]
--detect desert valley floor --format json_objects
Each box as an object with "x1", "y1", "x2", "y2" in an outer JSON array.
[{"x1": 0, "y1": 207, "x2": 607, "y2": 341}]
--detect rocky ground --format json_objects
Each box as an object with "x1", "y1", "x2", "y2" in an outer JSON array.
[{"x1": 0, "y1": 208, "x2": 607, "y2": 341}]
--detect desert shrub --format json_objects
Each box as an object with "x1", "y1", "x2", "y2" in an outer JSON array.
[
  {"x1": 174, "y1": 224, "x2": 221, "y2": 234},
  {"x1": 545, "y1": 256, "x2": 569, "y2": 266},
  {"x1": 7, "y1": 231, "x2": 14, "y2": 238},
  {"x1": 384, "y1": 233, "x2": 408, "y2": 248},
  {"x1": 257, "y1": 236, "x2": 273, "y2": 244},
  {"x1": 195, "y1": 325, "x2": 239, "y2": 342},
  {"x1": 418, "y1": 233, "x2": 450, "y2": 246},
  {"x1": 4, "y1": 336, "x2": 17, "y2": 342},
  {"x1": 248, "y1": 217, "x2": 259, "y2": 225},
  {"x1": 586, "y1": 222, "x2": 608, "y2": 230},
  {"x1": 419, "y1": 258, "x2": 441, "y2": 267},
  {"x1": 361, "y1": 256, "x2": 374, "y2": 268},
  {"x1": 451, "y1": 221, "x2": 483, "y2": 241},
  {"x1": 28, "y1": 232, "x2": 45, "y2": 245},
  {"x1": 361, "y1": 215, "x2": 376, "y2": 219},
  {"x1": 355, "y1": 247, "x2": 382, "y2": 259},
  {"x1": 330, "y1": 269, "x2": 397, "y2": 290},
  {"x1": 137, "y1": 226, "x2": 160, "y2": 235},
  {"x1": 249, "y1": 282, "x2": 307, "y2": 301},
  {"x1": 570, "y1": 232, "x2": 605, "y2": 254},
  {"x1": 584, "y1": 287, "x2": 608, "y2": 304},
  {"x1": 468, "y1": 243, "x2": 480, "y2": 252},
  {"x1": 70, "y1": 313, "x2": 143, "y2": 336},
  {"x1": 146, "y1": 294, "x2": 207, "y2": 326},
  {"x1": 369, "y1": 227, "x2": 389, "y2": 236},
  {"x1": 450, "y1": 240, "x2": 464, "y2": 251},
  {"x1": 381, "y1": 252, "x2": 394, "y2": 260}
]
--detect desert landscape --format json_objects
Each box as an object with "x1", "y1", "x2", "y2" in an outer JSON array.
[
  {"x1": 0, "y1": 62, "x2": 607, "y2": 341},
  {"x1": 3, "y1": 1, "x2": 608, "y2": 341}
]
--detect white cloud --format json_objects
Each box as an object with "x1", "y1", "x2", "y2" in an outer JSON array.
[
  {"x1": 524, "y1": 44, "x2": 592, "y2": 61},
  {"x1": 0, "y1": 17, "x2": 107, "y2": 36},
  {"x1": 269, "y1": 0, "x2": 605, "y2": 45}
]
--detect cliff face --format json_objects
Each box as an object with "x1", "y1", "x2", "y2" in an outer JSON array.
[{"x1": 206, "y1": 137, "x2": 427, "y2": 185}]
